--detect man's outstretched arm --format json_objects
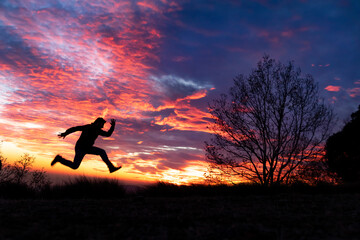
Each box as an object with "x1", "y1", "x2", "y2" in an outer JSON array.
[
  {"x1": 58, "y1": 125, "x2": 85, "y2": 139},
  {"x1": 100, "y1": 119, "x2": 116, "y2": 137}
]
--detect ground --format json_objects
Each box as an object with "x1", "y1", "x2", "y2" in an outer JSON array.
[{"x1": 1, "y1": 193, "x2": 360, "y2": 240}]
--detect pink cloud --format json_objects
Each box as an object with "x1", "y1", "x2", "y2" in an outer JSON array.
[
  {"x1": 347, "y1": 88, "x2": 360, "y2": 98},
  {"x1": 330, "y1": 96, "x2": 337, "y2": 103},
  {"x1": 281, "y1": 30, "x2": 294, "y2": 37},
  {"x1": 137, "y1": 1, "x2": 162, "y2": 13},
  {"x1": 172, "y1": 56, "x2": 191, "y2": 62},
  {"x1": 311, "y1": 64, "x2": 331, "y2": 68}
]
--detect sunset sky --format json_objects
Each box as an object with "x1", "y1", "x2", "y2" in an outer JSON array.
[{"x1": 0, "y1": 0, "x2": 359, "y2": 184}]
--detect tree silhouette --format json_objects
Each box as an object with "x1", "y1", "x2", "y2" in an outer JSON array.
[
  {"x1": 0, "y1": 154, "x2": 13, "y2": 183},
  {"x1": 295, "y1": 156, "x2": 338, "y2": 185},
  {"x1": 12, "y1": 153, "x2": 35, "y2": 184},
  {"x1": 205, "y1": 55, "x2": 334, "y2": 186},
  {"x1": 325, "y1": 105, "x2": 360, "y2": 182},
  {"x1": 0, "y1": 153, "x2": 50, "y2": 191}
]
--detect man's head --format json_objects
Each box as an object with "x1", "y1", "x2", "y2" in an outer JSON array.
[{"x1": 93, "y1": 117, "x2": 106, "y2": 128}]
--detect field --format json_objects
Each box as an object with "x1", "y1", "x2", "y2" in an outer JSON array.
[{"x1": 1, "y1": 189, "x2": 360, "y2": 240}]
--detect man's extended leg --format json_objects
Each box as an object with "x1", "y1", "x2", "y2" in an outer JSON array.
[
  {"x1": 88, "y1": 146, "x2": 121, "y2": 173},
  {"x1": 51, "y1": 149, "x2": 86, "y2": 170}
]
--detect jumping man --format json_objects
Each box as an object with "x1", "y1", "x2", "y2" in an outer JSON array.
[{"x1": 51, "y1": 117, "x2": 121, "y2": 173}]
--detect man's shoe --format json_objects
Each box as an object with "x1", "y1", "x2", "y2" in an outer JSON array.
[
  {"x1": 51, "y1": 155, "x2": 62, "y2": 166},
  {"x1": 110, "y1": 166, "x2": 122, "y2": 173}
]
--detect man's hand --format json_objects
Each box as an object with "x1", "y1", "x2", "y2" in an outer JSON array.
[
  {"x1": 58, "y1": 132, "x2": 66, "y2": 139},
  {"x1": 110, "y1": 119, "x2": 116, "y2": 126}
]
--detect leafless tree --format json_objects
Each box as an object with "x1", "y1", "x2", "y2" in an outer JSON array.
[
  {"x1": 0, "y1": 152, "x2": 50, "y2": 191},
  {"x1": 12, "y1": 153, "x2": 35, "y2": 184},
  {"x1": 205, "y1": 55, "x2": 334, "y2": 186}
]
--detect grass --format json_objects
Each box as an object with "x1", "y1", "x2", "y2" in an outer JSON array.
[
  {"x1": 44, "y1": 176, "x2": 127, "y2": 199},
  {"x1": 1, "y1": 191, "x2": 359, "y2": 239},
  {"x1": 1, "y1": 177, "x2": 360, "y2": 199},
  {"x1": 0, "y1": 176, "x2": 127, "y2": 199},
  {"x1": 0, "y1": 182, "x2": 36, "y2": 199},
  {"x1": 1, "y1": 178, "x2": 360, "y2": 239},
  {"x1": 139, "y1": 181, "x2": 360, "y2": 197}
]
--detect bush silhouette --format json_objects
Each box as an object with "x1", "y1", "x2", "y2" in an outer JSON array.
[{"x1": 46, "y1": 176, "x2": 127, "y2": 199}]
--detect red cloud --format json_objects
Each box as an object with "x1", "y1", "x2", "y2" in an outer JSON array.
[
  {"x1": 153, "y1": 90, "x2": 212, "y2": 133},
  {"x1": 325, "y1": 85, "x2": 341, "y2": 92}
]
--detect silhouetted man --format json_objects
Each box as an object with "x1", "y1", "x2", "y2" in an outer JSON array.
[{"x1": 51, "y1": 117, "x2": 121, "y2": 173}]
